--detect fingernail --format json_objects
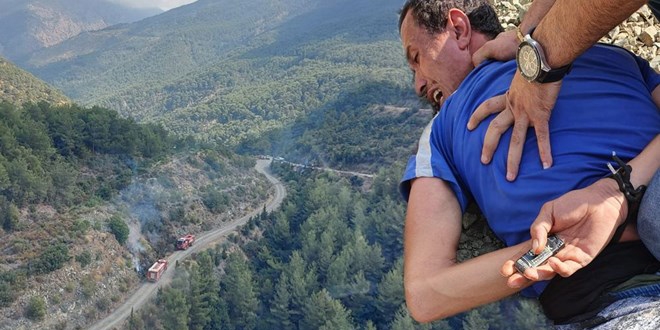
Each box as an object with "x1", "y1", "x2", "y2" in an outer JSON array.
[
  {"x1": 481, "y1": 155, "x2": 489, "y2": 164},
  {"x1": 532, "y1": 239, "x2": 539, "y2": 252},
  {"x1": 509, "y1": 281, "x2": 522, "y2": 289},
  {"x1": 543, "y1": 162, "x2": 550, "y2": 169},
  {"x1": 506, "y1": 172, "x2": 514, "y2": 181},
  {"x1": 467, "y1": 122, "x2": 473, "y2": 130}
]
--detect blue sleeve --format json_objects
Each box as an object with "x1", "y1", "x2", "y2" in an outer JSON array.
[
  {"x1": 631, "y1": 52, "x2": 660, "y2": 92},
  {"x1": 399, "y1": 116, "x2": 470, "y2": 212}
]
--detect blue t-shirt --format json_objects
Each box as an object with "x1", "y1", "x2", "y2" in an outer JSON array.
[{"x1": 400, "y1": 44, "x2": 660, "y2": 296}]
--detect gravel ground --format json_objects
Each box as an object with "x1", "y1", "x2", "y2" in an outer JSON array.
[{"x1": 495, "y1": 0, "x2": 660, "y2": 70}]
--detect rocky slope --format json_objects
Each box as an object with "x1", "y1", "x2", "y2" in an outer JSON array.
[{"x1": 0, "y1": 152, "x2": 271, "y2": 330}]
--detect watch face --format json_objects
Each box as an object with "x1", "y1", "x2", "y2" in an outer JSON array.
[{"x1": 517, "y1": 43, "x2": 540, "y2": 81}]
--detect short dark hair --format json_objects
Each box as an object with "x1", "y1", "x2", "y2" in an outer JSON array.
[{"x1": 399, "y1": 0, "x2": 503, "y2": 40}]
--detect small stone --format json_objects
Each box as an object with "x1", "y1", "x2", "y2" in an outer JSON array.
[
  {"x1": 650, "y1": 55, "x2": 660, "y2": 70},
  {"x1": 639, "y1": 26, "x2": 657, "y2": 46},
  {"x1": 630, "y1": 12, "x2": 641, "y2": 22},
  {"x1": 608, "y1": 26, "x2": 620, "y2": 39}
]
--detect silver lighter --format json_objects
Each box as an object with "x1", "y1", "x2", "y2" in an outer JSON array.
[{"x1": 514, "y1": 235, "x2": 565, "y2": 274}]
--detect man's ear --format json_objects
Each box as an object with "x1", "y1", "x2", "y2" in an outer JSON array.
[{"x1": 447, "y1": 8, "x2": 471, "y2": 50}]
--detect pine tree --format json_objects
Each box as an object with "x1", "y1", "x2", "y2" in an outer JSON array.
[
  {"x1": 375, "y1": 258, "x2": 405, "y2": 328},
  {"x1": 340, "y1": 271, "x2": 373, "y2": 324},
  {"x1": 389, "y1": 304, "x2": 417, "y2": 330},
  {"x1": 267, "y1": 213, "x2": 293, "y2": 260},
  {"x1": 300, "y1": 289, "x2": 354, "y2": 330},
  {"x1": 349, "y1": 231, "x2": 384, "y2": 282},
  {"x1": 221, "y1": 252, "x2": 258, "y2": 330},
  {"x1": 462, "y1": 309, "x2": 489, "y2": 330},
  {"x1": 127, "y1": 307, "x2": 144, "y2": 330},
  {"x1": 159, "y1": 287, "x2": 189, "y2": 330},
  {"x1": 268, "y1": 272, "x2": 293, "y2": 329},
  {"x1": 188, "y1": 263, "x2": 211, "y2": 330},
  {"x1": 1, "y1": 198, "x2": 19, "y2": 231},
  {"x1": 512, "y1": 298, "x2": 552, "y2": 329},
  {"x1": 284, "y1": 251, "x2": 317, "y2": 326}
]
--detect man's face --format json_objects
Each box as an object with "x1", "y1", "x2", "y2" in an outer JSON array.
[{"x1": 400, "y1": 11, "x2": 472, "y2": 111}]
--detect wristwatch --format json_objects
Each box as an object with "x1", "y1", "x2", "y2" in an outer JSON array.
[{"x1": 516, "y1": 27, "x2": 572, "y2": 83}]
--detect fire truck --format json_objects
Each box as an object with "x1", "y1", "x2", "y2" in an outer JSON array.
[
  {"x1": 176, "y1": 234, "x2": 195, "y2": 250},
  {"x1": 146, "y1": 259, "x2": 168, "y2": 282}
]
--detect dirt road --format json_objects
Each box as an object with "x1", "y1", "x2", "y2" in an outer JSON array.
[{"x1": 89, "y1": 159, "x2": 285, "y2": 330}]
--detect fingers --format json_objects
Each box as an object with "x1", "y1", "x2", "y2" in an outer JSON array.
[
  {"x1": 521, "y1": 263, "x2": 558, "y2": 282},
  {"x1": 471, "y1": 30, "x2": 518, "y2": 66},
  {"x1": 468, "y1": 94, "x2": 506, "y2": 130},
  {"x1": 530, "y1": 203, "x2": 554, "y2": 254},
  {"x1": 471, "y1": 43, "x2": 490, "y2": 67},
  {"x1": 534, "y1": 121, "x2": 553, "y2": 169},
  {"x1": 501, "y1": 259, "x2": 516, "y2": 277},
  {"x1": 503, "y1": 262, "x2": 556, "y2": 288},
  {"x1": 482, "y1": 109, "x2": 513, "y2": 164},
  {"x1": 547, "y1": 246, "x2": 594, "y2": 278},
  {"x1": 501, "y1": 260, "x2": 530, "y2": 289},
  {"x1": 506, "y1": 115, "x2": 529, "y2": 181},
  {"x1": 506, "y1": 273, "x2": 529, "y2": 289},
  {"x1": 547, "y1": 257, "x2": 585, "y2": 278}
]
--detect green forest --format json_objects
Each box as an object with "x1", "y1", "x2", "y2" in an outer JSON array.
[
  {"x1": 0, "y1": 99, "x2": 267, "y2": 324},
  {"x1": 0, "y1": 100, "x2": 176, "y2": 306},
  {"x1": 24, "y1": 0, "x2": 423, "y2": 172},
  {"x1": 0, "y1": 101, "x2": 176, "y2": 209},
  {"x1": 127, "y1": 163, "x2": 552, "y2": 330},
  {"x1": 0, "y1": 58, "x2": 69, "y2": 106}
]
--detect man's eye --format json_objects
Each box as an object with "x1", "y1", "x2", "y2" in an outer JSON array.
[{"x1": 413, "y1": 54, "x2": 419, "y2": 64}]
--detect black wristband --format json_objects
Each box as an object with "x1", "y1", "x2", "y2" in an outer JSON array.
[
  {"x1": 606, "y1": 152, "x2": 646, "y2": 244},
  {"x1": 606, "y1": 152, "x2": 647, "y2": 204}
]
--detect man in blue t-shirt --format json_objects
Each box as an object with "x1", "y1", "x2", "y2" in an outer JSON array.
[{"x1": 398, "y1": 0, "x2": 660, "y2": 327}]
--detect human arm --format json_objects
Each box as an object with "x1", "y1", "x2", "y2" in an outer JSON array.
[
  {"x1": 501, "y1": 135, "x2": 660, "y2": 287},
  {"x1": 468, "y1": 0, "x2": 648, "y2": 181},
  {"x1": 404, "y1": 177, "x2": 547, "y2": 322},
  {"x1": 472, "y1": 0, "x2": 556, "y2": 66}
]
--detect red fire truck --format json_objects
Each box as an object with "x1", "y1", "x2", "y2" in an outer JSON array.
[
  {"x1": 176, "y1": 234, "x2": 195, "y2": 250},
  {"x1": 146, "y1": 259, "x2": 168, "y2": 282}
]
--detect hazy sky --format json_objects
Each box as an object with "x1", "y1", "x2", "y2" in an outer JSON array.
[{"x1": 108, "y1": 0, "x2": 198, "y2": 11}]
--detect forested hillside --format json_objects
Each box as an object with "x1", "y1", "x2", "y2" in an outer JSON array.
[
  {"x1": 26, "y1": 0, "x2": 316, "y2": 101},
  {"x1": 126, "y1": 163, "x2": 551, "y2": 330},
  {"x1": 0, "y1": 100, "x2": 270, "y2": 329},
  {"x1": 24, "y1": 0, "x2": 424, "y2": 171},
  {"x1": 0, "y1": 57, "x2": 69, "y2": 105},
  {"x1": 0, "y1": 0, "x2": 160, "y2": 62}
]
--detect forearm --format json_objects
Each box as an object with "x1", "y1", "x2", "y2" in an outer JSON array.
[
  {"x1": 519, "y1": 0, "x2": 556, "y2": 34},
  {"x1": 535, "y1": 0, "x2": 647, "y2": 68},
  {"x1": 593, "y1": 135, "x2": 660, "y2": 230},
  {"x1": 404, "y1": 178, "x2": 529, "y2": 322},
  {"x1": 628, "y1": 135, "x2": 660, "y2": 188},
  {"x1": 414, "y1": 241, "x2": 532, "y2": 320}
]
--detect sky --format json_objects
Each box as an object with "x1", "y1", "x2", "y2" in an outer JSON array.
[{"x1": 107, "y1": 0, "x2": 197, "y2": 11}]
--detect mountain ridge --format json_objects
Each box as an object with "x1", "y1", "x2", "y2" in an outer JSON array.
[
  {"x1": 22, "y1": 0, "x2": 420, "y2": 170},
  {"x1": 0, "y1": 0, "x2": 162, "y2": 62}
]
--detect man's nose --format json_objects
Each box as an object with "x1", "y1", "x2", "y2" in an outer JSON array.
[{"x1": 414, "y1": 75, "x2": 427, "y2": 96}]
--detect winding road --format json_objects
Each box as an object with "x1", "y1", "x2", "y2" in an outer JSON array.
[{"x1": 89, "y1": 159, "x2": 285, "y2": 330}]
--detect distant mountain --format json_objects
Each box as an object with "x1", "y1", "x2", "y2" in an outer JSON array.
[
  {"x1": 24, "y1": 0, "x2": 425, "y2": 169},
  {"x1": 25, "y1": 0, "x2": 316, "y2": 100},
  {"x1": 0, "y1": 57, "x2": 69, "y2": 105},
  {"x1": 0, "y1": 0, "x2": 162, "y2": 62}
]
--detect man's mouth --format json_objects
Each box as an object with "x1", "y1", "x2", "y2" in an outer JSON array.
[{"x1": 433, "y1": 90, "x2": 442, "y2": 104}]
